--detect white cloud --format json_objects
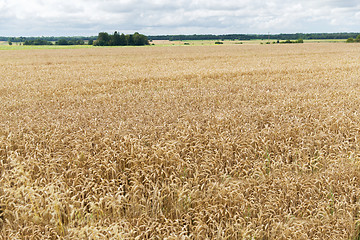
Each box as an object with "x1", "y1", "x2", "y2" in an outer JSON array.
[{"x1": 0, "y1": 0, "x2": 359, "y2": 36}]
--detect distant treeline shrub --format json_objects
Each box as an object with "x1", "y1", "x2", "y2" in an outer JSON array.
[
  {"x1": 55, "y1": 39, "x2": 85, "y2": 45},
  {"x1": 148, "y1": 32, "x2": 360, "y2": 41},
  {"x1": 23, "y1": 39, "x2": 53, "y2": 45},
  {"x1": 93, "y1": 31, "x2": 149, "y2": 46},
  {"x1": 23, "y1": 39, "x2": 88, "y2": 46},
  {"x1": 4, "y1": 33, "x2": 360, "y2": 45},
  {"x1": 346, "y1": 35, "x2": 360, "y2": 43},
  {"x1": 279, "y1": 39, "x2": 304, "y2": 44},
  {"x1": 3, "y1": 36, "x2": 96, "y2": 43}
]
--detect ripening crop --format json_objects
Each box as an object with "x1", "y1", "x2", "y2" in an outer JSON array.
[{"x1": 1, "y1": 43, "x2": 360, "y2": 239}]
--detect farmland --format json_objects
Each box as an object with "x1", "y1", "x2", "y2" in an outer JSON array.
[{"x1": 1, "y1": 43, "x2": 360, "y2": 239}]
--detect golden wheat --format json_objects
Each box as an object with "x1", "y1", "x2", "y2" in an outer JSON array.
[{"x1": 1, "y1": 43, "x2": 360, "y2": 239}]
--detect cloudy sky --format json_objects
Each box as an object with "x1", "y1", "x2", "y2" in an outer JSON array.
[{"x1": 0, "y1": 0, "x2": 360, "y2": 36}]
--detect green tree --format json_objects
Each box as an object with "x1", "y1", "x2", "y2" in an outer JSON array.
[
  {"x1": 127, "y1": 34, "x2": 135, "y2": 45},
  {"x1": 95, "y1": 32, "x2": 110, "y2": 46},
  {"x1": 25, "y1": 39, "x2": 53, "y2": 45},
  {"x1": 133, "y1": 32, "x2": 149, "y2": 45},
  {"x1": 93, "y1": 31, "x2": 149, "y2": 46},
  {"x1": 347, "y1": 38, "x2": 355, "y2": 43},
  {"x1": 356, "y1": 34, "x2": 360, "y2": 43},
  {"x1": 75, "y1": 39, "x2": 84, "y2": 45},
  {"x1": 110, "y1": 31, "x2": 121, "y2": 46},
  {"x1": 56, "y1": 39, "x2": 69, "y2": 45},
  {"x1": 119, "y1": 33, "x2": 127, "y2": 46}
]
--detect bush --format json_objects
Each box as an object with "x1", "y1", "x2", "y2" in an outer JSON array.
[
  {"x1": 215, "y1": 41, "x2": 223, "y2": 45},
  {"x1": 279, "y1": 39, "x2": 303, "y2": 44},
  {"x1": 347, "y1": 38, "x2": 355, "y2": 43},
  {"x1": 356, "y1": 35, "x2": 360, "y2": 43}
]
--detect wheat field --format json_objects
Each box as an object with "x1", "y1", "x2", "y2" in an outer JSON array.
[{"x1": 1, "y1": 43, "x2": 360, "y2": 239}]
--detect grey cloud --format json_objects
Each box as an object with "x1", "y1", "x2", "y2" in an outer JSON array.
[
  {"x1": 323, "y1": 0, "x2": 359, "y2": 8},
  {"x1": 0, "y1": 0, "x2": 360, "y2": 36},
  {"x1": 97, "y1": 0, "x2": 186, "y2": 13}
]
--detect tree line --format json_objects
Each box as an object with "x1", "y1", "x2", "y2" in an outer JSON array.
[
  {"x1": 148, "y1": 33, "x2": 360, "y2": 41},
  {"x1": 4, "y1": 32, "x2": 360, "y2": 45},
  {"x1": 93, "y1": 32, "x2": 149, "y2": 46},
  {"x1": 5, "y1": 36, "x2": 96, "y2": 43},
  {"x1": 23, "y1": 39, "x2": 88, "y2": 46},
  {"x1": 4, "y1": 32, "x2": 149, "y2": 46}
]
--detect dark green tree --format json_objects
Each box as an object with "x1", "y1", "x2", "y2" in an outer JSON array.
[
  {"x1": 93, "y1": 31, "x2": 149, "y2": 46},
  {"x1": 110, "y1": 31, "x2": 121, "y2": 46},
  {"x1": 127, "y1": 34, "x2": 135, "y2": 45},
  {"x1": 74, "y1": 39, "x2": 84, "y2": 45},
  {"x1": 95, "y1": 32, "x2": 111, "y2": 46},
  {"x1": 356, "y1": 34, "x2": 360, "y2": 43},
  {"x1": 119, "y1": 33, "x2": 127, "y2": 46},
  {"x1": 56, "y1": 39, "x2": 69, "y2": 45},
  {"x1": 24, "y1": 39, "x2": 53, "y2": 45},
  {"x1": 133, "y1": 32, "x2": 149, "y2": 45}
]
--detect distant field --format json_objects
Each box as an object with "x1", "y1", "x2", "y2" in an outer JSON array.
[
  {"x1": 1, "y1": 43, "x2": 360, "y2": 239},
  {"x1": 0, "y1": 39, "x2": 349, "y2": 49},
  {"x1": 150, "y1": 39, "x2": 348, "y2": 46},
  {"x1": 0, "y1": 42, "x2": 93, "y2": 50}
]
